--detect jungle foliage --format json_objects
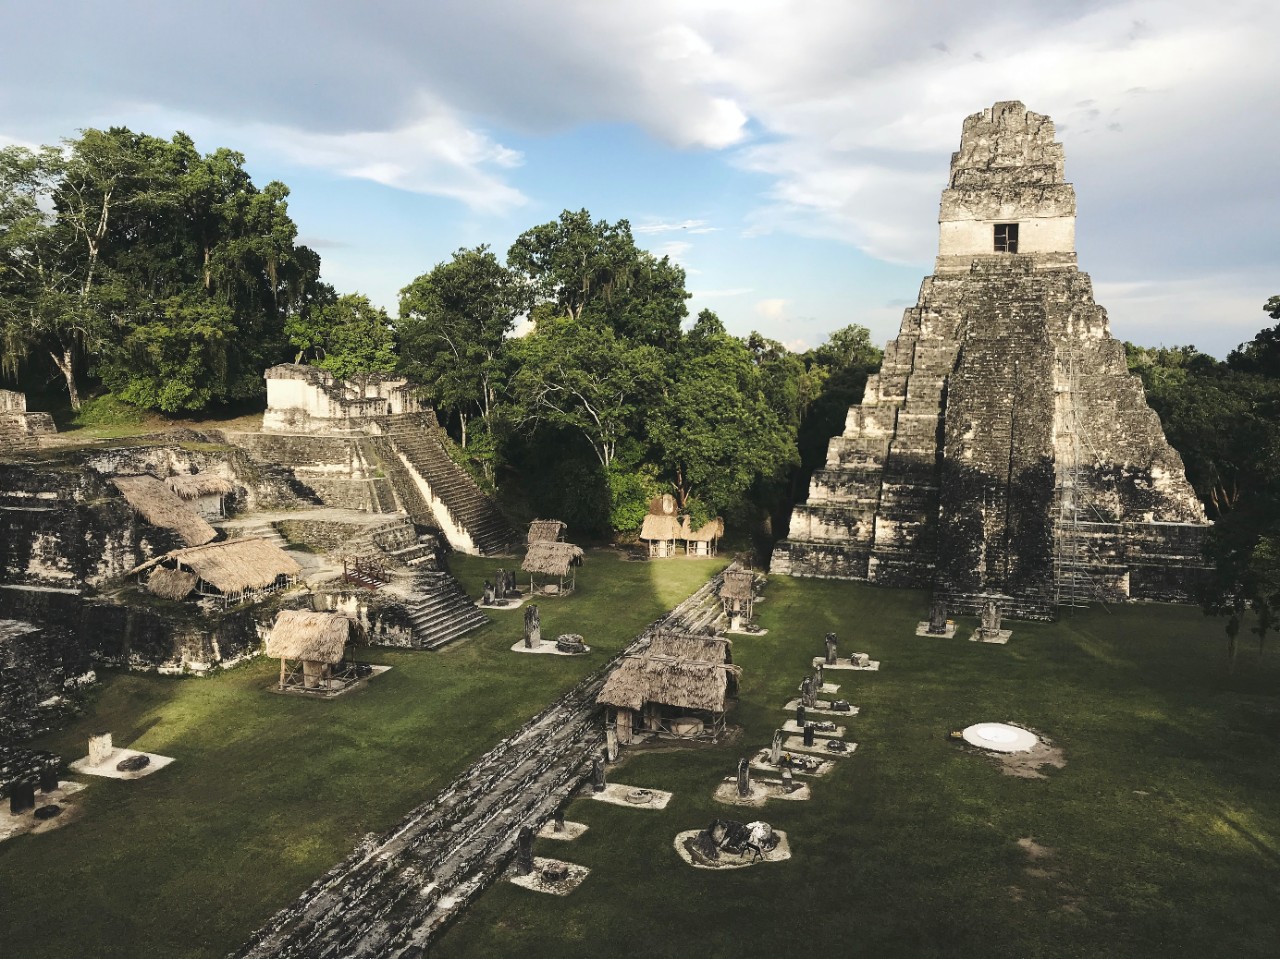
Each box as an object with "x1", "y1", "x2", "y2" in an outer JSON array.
[{"x1": 1126, "y1": 303, "x2": 1280, "y2": 667}]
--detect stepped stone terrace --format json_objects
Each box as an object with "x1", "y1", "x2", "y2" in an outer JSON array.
[{"x1": 773, "y1": 101, "x2": 1210, "y2": 618}]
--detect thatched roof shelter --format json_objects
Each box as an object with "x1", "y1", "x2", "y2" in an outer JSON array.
[
  {"x1": 146, "y1": 567, "x2": 198, "y2": 601},
  {"x1": 720, "y1": 569, "x2": 755, "y2": 601},
  {"x1": 639, "y1": 513, "x2": 682, "y2": 541},
  {"x1": 522, "y1": 542, "x2": 585, "y2": 577},
  {"x1": 527, "y1": 519, "x2": 567, "y2": 544},
  {"x1": 265, "y1": 611, "x2": 355, "y2": 664},
  {"x1": 597, "y1": 657, "x2": 740, "y2": 713},
  {"x1": 110, "y1": 475, "x2": 217, "y2": 547},
  {"x1": 681, "y1": 516, "x2": 724, "y2": 542},
  {"x1": 645, "y1": 631, "x2": 733, "y2": 664},
  {"x1": 131, "y1": 536, "x2": 301, "y2": 598},
  {"x1": 167, "y1": 474, "x2": 235, "y2": 500}
]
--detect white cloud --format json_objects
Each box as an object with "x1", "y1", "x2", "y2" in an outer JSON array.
[
  {"x1": 754, "y1": 298, "x2": 789, "y2": 321},
  {"x1": 634, "y1": 219, "x2": 719, "y2": 235}
]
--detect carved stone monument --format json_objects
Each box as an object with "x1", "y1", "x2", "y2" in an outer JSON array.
[
  {"x1": 800, "y1": 675, "x2": 816, "y2": 709},
  {"x1": 524, "y1": 604, "x2": 540, "y2": 648},
  {"x1": 591, "y1": 752, "x2": 606, "y2": 792},
  {"x1": 824, "y1": 632, "x2": 838, "y2": 665},
  {"x1": 795, "y1": 704, "x2": 807, "y2": 727},
  {"x1": 553, "y1": 807, "x2": 565, "y2": 833},
  {"x1": 770, "y1": 728, "x2": 784, "y2": 766},
  {"x1": 736, "y1": 757, "x2": 751, "y2": 799},
  {"x1": 482, "y1": 580, "x2": 495, "y2": 606},
  {"x1": 516, "y1": 825, "x2": 535, "y2": 875},
  {"x1": 88, "y1": 732, "x2": 114, "y2": 767},
  {"x1": 928, "y1": 599, "x2": 948, "y2": 634},
  {"x1": 605, "y1": 724, "x2": 619, "y2": 762}
]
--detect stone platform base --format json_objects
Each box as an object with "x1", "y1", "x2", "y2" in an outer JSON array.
[
  {"x1": 587, "y1": 782, "x2": 672, "y2": 809},
  {"x1": 537, "y1": 820, "x2": 588, "y2": 841},
  {"x1": 510, "y1": 639, "x2": 591, "y2": 656},
  {"x1": 509, "y1": 856, "x2": 589, "y2": 896},
  {"x1": 70, "y1": 748, "x2": 173, "y2": 780},
  {"x1": 784, "y1": 735, "x2": 857, "y2": 758},
  {"x1": 783, "y1": 698, "x2": 860, "y2": 717},
  {"x1": 0, "y1": 781, "x2": 86, "y2": 843},
  {"x1": 713, "y1": 777, "x2": 811, "y2": 806},
  {"x1": 674, "y1": 829, "x2": 791, "y2": 870},
  {"x1": 821, "y1": 658, "x2": 881, "y2": 671},
  {"x1": 969, "y1": 629, "x2": 1012, "y2": 645},
  {"x1": 916, "y1": 622, "x2": 958, "y2": 638},
  {"x1": 783, "y1": 720, "x2": 845, "y2": 737},
  {"x1": 751, "y1": 750, "x2": 834, "y2": 777}
]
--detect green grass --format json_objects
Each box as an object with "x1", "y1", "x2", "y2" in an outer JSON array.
[
  {"x1": 431, "y1": 580, "x2": 1280, "y2": 959},
  {"x1": 0, "y1": 551, "x2": 725, "y2": 959},
  {"x1": 3, "y1": 565, "x2": 1277, "y2": 958}
]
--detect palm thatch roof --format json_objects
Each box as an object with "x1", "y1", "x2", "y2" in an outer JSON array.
[
  {"x1": 167, "y1": 474, "x2": 235, "y2": 499},
  {"x1": 720, "y1": 569, "x2": 756, "y2": 601},
  {"x1": 527, "y1": 519, "x2": 567, "y2": 544},
  {"x1": 640, "y1": 513, "x2": 682, "y2": 541},
  {"x1": 264, "y1": 611, "x2": 354, "y2": 663},
  {"x1": 110, "y1": 475, "x2": 217, "y2": 547},
  {"x1": 645, "y1": 630, "x2": 733, "y2": 664},
  {"x1": 522, "y1": 541, "x2": 585, "y2": 576},
  {"x1": 596, "y1": 657, "x2": 740, "y2": 712},
  {"x1": 131, "y1": 537, "x2": 302, "y2": 594},
  {"x1": 146, "y1": 567, "x2": 198, "y2": 601},
  {"x1": 681, "y1": 516, "x2": 724, "y2": 542}
]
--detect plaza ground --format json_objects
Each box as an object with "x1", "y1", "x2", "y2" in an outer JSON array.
[{"x1": 2, "y1": 556, "x2": 1278, "y2": 959}]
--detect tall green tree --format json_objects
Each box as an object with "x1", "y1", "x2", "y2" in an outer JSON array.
[
  {"x1": 507, "y1": 209, "x2": 688, "y2": 348},
  {"x1": 507, "y1": 315, "x2": 664, "y2": 471},
  {"x1": 398, "y1": 246, "x2": 529, "y2": 449},
  {"x1": 647, "y1": 312, "x2": 798, "y2": 516},
  {"x1": 286, "y1": 293, "x2": 396, "y2": 382}
]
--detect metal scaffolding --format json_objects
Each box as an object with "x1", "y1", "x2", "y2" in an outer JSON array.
[{"x1": 1052, "y1": 348, "x2": 1113, "y2": 609}]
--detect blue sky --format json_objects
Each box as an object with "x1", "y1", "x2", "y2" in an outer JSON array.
[{"x1": 1, "y1": 0, "x2": 1275, "y2": 356}]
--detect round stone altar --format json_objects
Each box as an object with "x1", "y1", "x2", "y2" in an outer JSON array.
[{"x1": 961, "y1": 723, "x2": 1038, "y2": 753}]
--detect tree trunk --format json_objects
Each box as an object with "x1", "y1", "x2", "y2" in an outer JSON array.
[
  {"x1": 51, "y1": 349, "x2": 80, "y2": 411},
  {"x1": 459, "y1": 412, "x2": 468, "y2": 449}
]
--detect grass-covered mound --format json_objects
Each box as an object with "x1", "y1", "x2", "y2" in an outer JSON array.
[
  {"x1": 433, "y1": 577, "x2": 1280, "y2": 959},
  {"x1": 0, "y1": 552, "x2": 725, "y2": 959}
]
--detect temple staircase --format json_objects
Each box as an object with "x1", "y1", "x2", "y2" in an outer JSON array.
[
  {"x1": 403, "y1": 570, "x2": 489, "y2": 650},
  {"x1": 374, "y1": 415, "x2": 517, "y2": 556}
]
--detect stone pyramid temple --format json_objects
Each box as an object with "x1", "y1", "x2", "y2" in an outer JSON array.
[{"x1": 772, "y1": 101, "x2": 1209, "y2": 618}]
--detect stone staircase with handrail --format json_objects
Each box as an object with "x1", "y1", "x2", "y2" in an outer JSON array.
[{"x1": 374, "y1": 415, "x2": 517, "y2": 556}]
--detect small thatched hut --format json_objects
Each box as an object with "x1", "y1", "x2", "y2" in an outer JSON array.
[
  {"x1": 522, "y1": 541, "x2": 584, "y2": 596},
  {"x1": 167, "y1": 474, "x2": 235, "y2": 518},
  {"x1": 681, "y1": 516, "x2": 724, "y2": 557},
  {"x1": 720, "y1": 568, "x2": 756, "y2": 629},
  {"x1": 264, "y1": 610, "x2": 360, "y2": 692},
  {"x1": 526, "y1": 519, "x2": 567, "y2": 545},
  {"x1": 645, "y1": 630, "x2": 734, "y2": 665},
  {"x1": 639, "y1": 493, "x2": 681, "y2": 557},
  {"x1": 597, "y1": 655, "x2": 741, "y2": 742},
  {"x1": 145, "y1": 567, "x2": 199, "y2": 601},
  {"x1": 131, "y1": 537, "x2": 302, "y2": 607},
  {"x1": 110, "y1": 475, "x2": 217, "y2": 547}
]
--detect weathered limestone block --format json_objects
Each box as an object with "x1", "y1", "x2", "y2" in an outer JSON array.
[{"x1": 775, "y1": 101, "x2": 1210, "y2": 614}]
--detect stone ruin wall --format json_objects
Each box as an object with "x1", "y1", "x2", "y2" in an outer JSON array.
[
  {"x1": 774, "y1": 101, "x2": 1210, "y2": 614},
  {"x1": 0, "y1": 389, "x2": 56, "y2": 451}
]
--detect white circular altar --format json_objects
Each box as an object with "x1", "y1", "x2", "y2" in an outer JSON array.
[{"x1": 961, "y1": 722, "x2": 1039, "y2": 753}]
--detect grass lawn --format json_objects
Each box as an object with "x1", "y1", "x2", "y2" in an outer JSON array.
[
  {"x1": 431, "y1": 577, "x2": 1280, "y2": 959},
  {"x1": 0, "y1": 551, "x2": 725, "y2": 959}
]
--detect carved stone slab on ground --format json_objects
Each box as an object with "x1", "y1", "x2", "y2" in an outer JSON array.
[
  {"x1": 510, "y1": 639, "x2": 591, "y2": 656},
  {"x1": 673, "y1": 829, "x2": 792, "y2": 870},
  {"x1": 587, "y1": 782, "x2": 673, "y2": 809},
  {"x1": 783, "y1": 735, "x2": 857, "y2": 758},
  {"x1": 713, "y1": 777, "x2": 811, "y2": 806},
  {"x1": 70, "y1": 748, "x2": 174, "y2": 780},
  {"x1": 507, "y1": 856, "x2": 590, "y2": 896}
]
